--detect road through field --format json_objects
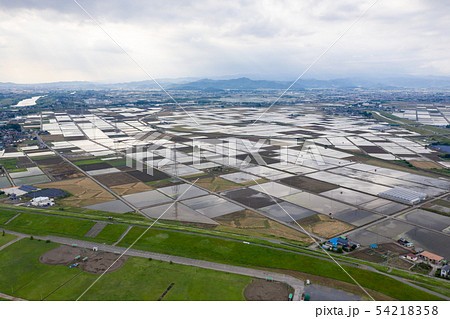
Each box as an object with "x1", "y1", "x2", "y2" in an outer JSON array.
[{"x1": 2, "y1": 230, "x2": 305, "y2": 301}]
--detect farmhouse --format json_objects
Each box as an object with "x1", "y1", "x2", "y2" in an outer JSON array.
[
  {"x1": 440, "y1": 265, "x2": 450, "y2": 278},
  {"x1": 397, "y1": 238, "x2": 414, "y2": 247},
  {"x1": 406, "y1": 253, "x2": 418, "y2": 262},
  {"x1": 419, "y1": 251, "x2": 444, "y2": 264},
  {"x1": 325, "y1": 236, "x2": 360, "y2": 251},
  {"x1": 30, "y1": 196, "x2": 55, "y2": 207}
]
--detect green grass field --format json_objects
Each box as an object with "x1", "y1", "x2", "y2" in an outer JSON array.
[
  {"x1": 3, "y1": 212, "x2": 95, "y2": 238},
  {"x1": 0, "y1": 210, "x2": 19, "y2": 224},
  {"x1": 117, "y1": 227, "x2": 443, "y2": 301},
  {"x1": 0, "y1": 239, "x2": 250, "y2": 301},
  {"x1": 93, "y1": 224, "x2": 129, "y2": 244},
  {"x1": 0, "y1": 158, "x2": 18, "y2": 170},
  {"x1": 0, "y1": 233, "x2": 17, "y2": 246}
]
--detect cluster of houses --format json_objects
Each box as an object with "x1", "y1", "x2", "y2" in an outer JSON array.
[
  {"x1": 0, "y1": 124, "x2": 35, "y2": 150},
  {"x1": 1, "y1": 185, "x2": 65, "y2": 207},
  {"x1": 322, "y1": 236, "x2": 360, "y2": 252},
  {"x1": 398, "y1": 238, "x2": 449, "y2": 278},
  {"x1": 405, "y1": 251, "x2": 446, "y2": 264},
  {"x1": 397, "y1": 238, "x2": 447, "y2": 267}
]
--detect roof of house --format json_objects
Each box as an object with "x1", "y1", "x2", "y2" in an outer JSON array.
[
  {"x1": 28, "y1": 188, "x2": 66, "y2": 199},
  {"x1": 18, "y1": 185, "x2": 38, "y2": 192},
  {"x1": 328, "y1": 238, "x2": 339, "y2": 244},
  {"x1": 420, "y1": 251, "x2": 444, "y2": 261},
  {"x1": 407, "y1": 253, "x2": 417, "y2": 258},
  {"x1": 441, "y1": 265, "x2": 450, "y2": 271}
]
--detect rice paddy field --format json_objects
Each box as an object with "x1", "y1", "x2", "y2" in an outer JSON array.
[{"x1": 1, "y1": 103, "x2": 449, "y2": 301}]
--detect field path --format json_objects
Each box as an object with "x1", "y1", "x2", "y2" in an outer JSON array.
[
  {"x1": 0, "y1": 234, "x2": 25, "y2": 251},
  {"x1": 4, "y1": 213, "x2": 21, "y2": 225},
  {"x1": 0, "y1": 292, "x2": 26, "y2": 301},
  {"x1": 113, "y1": 225, "x2": 132, "y2": 246}
]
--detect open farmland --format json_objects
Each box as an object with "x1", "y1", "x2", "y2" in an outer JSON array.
[
  {"x1": 34, "y1": 177, "x2": 117, "y2": 207},
  {"x1": 1, "y1": 92, "x2": 449, "y2": 302}
]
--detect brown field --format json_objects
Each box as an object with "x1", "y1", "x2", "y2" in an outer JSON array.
[
  {"x1": 244, "y1": 279, "x2": 291, "y2": 301},
  {"x1": 297, "y1": 214, "x2": 354, "y2": 239},
  {"x1": 41, "y1": 162, "x2": 84, "y2": 180},
  {"x1": 195, "y1": 176, "x2": 241, "y2": 192},
  {"x1": 111, "y1": 181, "x2": 152, "y2": 195},
  {"x1": 95, "y1": 172, "x2": 140, "y2": 187},
  {"x1": 40, "y1": 135, "x2": 65, "y2": 142},
  {"x1": 409, "y1": 160, "x2": 443, "y2": 169},
  {"x1": 35, "y1": 177, "x2": 116, "y2": 207},
  {"x1": 348, "y1": 243, "x2": 412, "y2": 268},
  {"x1": 240, "y1": 178, "x2": 268, "y2": 186},
  {"x1": 215, "y1": 210, "x2": 312, "y2": 244},
  {"x1": 280, "y1": 176, "x2": 339, "y2": 193},
  {"x1": 362, "y1": 158, "x2": 439, "y2": 178},
  {"x1": 40, "y1": 245, "x2": 126, "y2": 274}
]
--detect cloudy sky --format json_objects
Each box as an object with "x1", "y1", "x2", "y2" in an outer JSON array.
[{"x1": 0, "y1": 0, "x2": 449, "y2": 83}]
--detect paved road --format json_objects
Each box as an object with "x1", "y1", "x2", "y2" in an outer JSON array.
[
  {"x1": 2, "y1": 204, "x2": 449, "y2": 294},
  {"x1": 4, "y1": 229, "x2": 450, "y2": 300}
]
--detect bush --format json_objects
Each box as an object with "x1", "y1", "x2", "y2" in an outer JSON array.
[
  {"x1": 2, "y1": 230, "x2": 4, "y2": 236},
  {"x1": 148, "y1": 257, "x2": 152, "y2": 261},
  {"x1": 169, "y1": 260, "x2": 173, "y2": 264},
  {"x1": 46, "y1": 239, "x2": 51, "y2": 243},
  {"x1": 30, "y1": 236, "x2": 34, "y2": 240}
]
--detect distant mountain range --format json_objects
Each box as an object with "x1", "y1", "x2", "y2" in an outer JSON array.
[{"x1": 2, "y1": 76, "x2": 450, "y2": 90}]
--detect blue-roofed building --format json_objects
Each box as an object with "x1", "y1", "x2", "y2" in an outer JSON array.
[
  {"x1": 18, "y1": 185, "x2": 38, "y2": 192},
  {"x1": 28, "y1": 188, "x2": 67, "y2": 199},
  {"x1": 328, "y1": 238, "x2": 339, "y2": 245}
]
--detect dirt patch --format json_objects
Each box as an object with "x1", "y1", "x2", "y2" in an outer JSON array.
[
  {"x1": 40, "y1": 245, "x2": 83, "y2": 265},
  {"x1": 95, "y1": 172, "x2": 140, "y2": 187},
  {"x1": 378, "y1": 243, "x2": 410, "y2": 255},
  {"x1": 409, "y1": 160, "x2": 443, "y2": 169},
  {"x1": 244, "y1": 279, "x2": 291, "y2": 301},
  {"x1": 42, "y1": 162, "x2": 84, "y2": 180},
  {"x1": 298, "y1": 214, "x2": 354, "y2": 239},
  {"x1": 16, "y1": 157, "x2": 35, "y2": 168},
  {"x1": 80, "y1": 251, "x2": 127, "y2": 275},
  {"x1": 40, "y1": 135, "x2": 65, "y2": 142},
  {"x1": 215, "y1": 210, "x2": 312, "y2": 244},
  {"x1": 222, "y1": 188, "x2": 279, "y2": 209},
  {"x1": 196, "y1": 176, "x2": 241, "y2": 192},
  {"x1": 78, "y1": 162, "x2": 113, "y2": 171},
  {"x1": 35, "y1": 177, "x2": 116, "y2": 207},
  {"x1": 40, "y1": 245, "x2": 127, "y2": 274},
  {"x1": 34, "y1": 157, "x2": 64, "y2": 166},
  {"x1": 126, "y1": 169, "x2": 170, "y2": 182},
  {"x1": 110, "y1": 181, "x2": 152, "y2": 195},
  {"x1": 348, "y1": 243, "x2": 411, "y2": 265},
  {"x1": 280, "y1": 176, "x2": 339, "y2": 193},
  {"x1": 359, "y1": 146, "x2": 388, "y2": 154},
  {"x1": 348, "y1": 249, "x2": 386, "y2": 263}
]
